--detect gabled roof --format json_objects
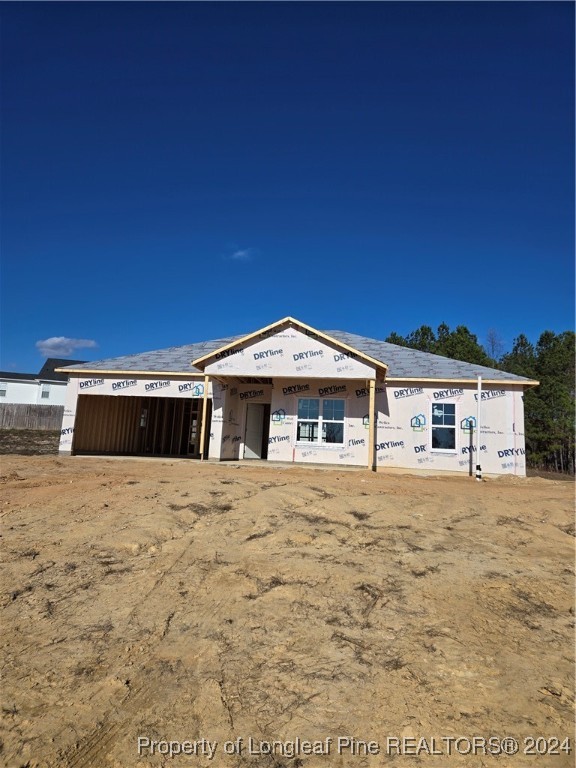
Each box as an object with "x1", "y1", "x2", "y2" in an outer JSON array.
[
  {"x1": 57, "y1": 320, "x2": 538, "y2": 385},
  {"x1": 0, "y1": 358, "x2": 87, "y2": 383},
  {"x1": 191, "y1": 316, "x2": 388, "y2": 374},
  {"x1": 37, "y1": 358, "x2": 87, "y2": 382}
]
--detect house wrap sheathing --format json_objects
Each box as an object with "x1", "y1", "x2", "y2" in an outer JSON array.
[{"x1": 57, "y1": 317, "x2": 537, "y2": 476}]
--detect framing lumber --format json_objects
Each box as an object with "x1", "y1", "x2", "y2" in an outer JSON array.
[
  {"x1": 199, "y1": 375, "x2": 210, "y2": 461},
  {"x1": 368, "y1": 378, "x2": 376, "y2": 471}
]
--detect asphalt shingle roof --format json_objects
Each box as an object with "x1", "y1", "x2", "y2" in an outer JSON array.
[
  {"x1": 58, "y1": 335, "x2": 245, "y2": 375},
  {"x1": 325, "y1": 330, "x2": 532, "y2": 383},
  {"x1": 1, "y1": 358, "x2": 87, "y2": 382},
  {"x1": 37, "y1": 358, "x2": 87, "y2": 382},
  {"x1": 58, "y1": 328, "x2": 533, "y2": 384},
  {"x1": 0, "y1": 371, "x2": 38, "y2": 381}
]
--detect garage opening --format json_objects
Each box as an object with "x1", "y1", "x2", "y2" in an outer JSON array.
[{"x1": 72, "y1": 395, "x2": 211, "y2": 458}]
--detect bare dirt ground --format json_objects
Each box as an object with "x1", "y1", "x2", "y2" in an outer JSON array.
[{"x1": 1, "y1": 455, "x2": 574, "y2": 768}]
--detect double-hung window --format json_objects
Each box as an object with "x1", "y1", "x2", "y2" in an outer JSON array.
[
  {"x1": 297, "y1": 398, "x2": 345, "y2": 445},
  {"x1": 41, "y1": 384, "x2": 50, "y2": 400},
  {"x1": 431, "y1": 402, "x2": 456, "y2": 450}
]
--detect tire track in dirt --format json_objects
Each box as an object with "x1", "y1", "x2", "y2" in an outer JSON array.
[
  {"x1": 54, "y1": 529, "x2": 235, "y2": 768},
  {"x1": 61, "y1": 488, "x2": 344, "y2": 766}
]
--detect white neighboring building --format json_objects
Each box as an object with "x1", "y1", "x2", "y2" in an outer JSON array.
[{"x1": 0, "y1": 359, "x2": 86, "y2": 406}]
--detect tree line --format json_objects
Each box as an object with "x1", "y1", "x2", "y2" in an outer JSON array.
[{"x1": 385, "y1": 323, "x2": 575, "y2": 475}]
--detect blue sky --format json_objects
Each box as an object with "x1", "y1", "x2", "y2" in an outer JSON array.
[{"x1": 1, "y1": 2, "x2": 574, "y2": 372}]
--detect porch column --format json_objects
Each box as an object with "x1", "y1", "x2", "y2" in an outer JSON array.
[
  {"x1": 199, "y1": 375, "x2": 210, "y2": 461},
  {"x1": 368, "y1": 378, "x2": 376, "y2": 471}
]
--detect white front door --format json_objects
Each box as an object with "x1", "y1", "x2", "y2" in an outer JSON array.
[{"x1": 244, "y1": 403, "x2": 264, "y2": 459}]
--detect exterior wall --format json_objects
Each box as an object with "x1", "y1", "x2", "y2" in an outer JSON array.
[
  {"x1": 57, "y1": 370, "x2": 527, "y2": 476},
  {"x1": 208, "y1": 381, "x2": 226, "y2": 459},
  {"x1": 59, "y1": 374, "x2": 208, "y2": 454},
  {"x1": 264, "y1": 379, "x2": 525, "y2": 474},
  {"x1": 374, "y1": 382, "x2": 526, "y2": 476},
  {"x1": 213, "y1": 382, "x2": 273, "y2": 460},
  {"x1": 0, "y1": 379, "x2": 67, "y2": 406},
  {"x1": 267, "y1": 377, "x2": 370, "y2": 466},
  {"x1": 37, "y1": 382, "x2": 67, "y2": 405},
  {"x1": 73, "y1": 376, "x2": 206, "y2": 399},
  {"x1": 60, "y1": 377, "x2": 80, "y2": 452}
]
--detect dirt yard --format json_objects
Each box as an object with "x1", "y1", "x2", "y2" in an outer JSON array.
[{"x1": 1, "y1": 455, "x2": 574, "y2": 768}]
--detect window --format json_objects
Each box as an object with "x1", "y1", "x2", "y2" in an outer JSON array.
[
  {"x1": 41, "y1": 384, "x2": 50, "y2": 400},
  {"x1": 296, "y1": 398, "x2": 345, "y2": 445},
  {"x1": 297, "y1": 398, "x2": 319, "y2": 442},
  {"x1": 0, "y1": 382, "x2": 6, "y2": 397},
  {"x1": 322, "y1": 399, "x2": 345, "y2": 443},
  {"x1": 431, "y1": 402, "x2": 456, "y2": 451}
]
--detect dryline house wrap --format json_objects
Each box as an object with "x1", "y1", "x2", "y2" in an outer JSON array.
[{"x1": 56, "y1": 317, "x2": 538, "y2": 476}]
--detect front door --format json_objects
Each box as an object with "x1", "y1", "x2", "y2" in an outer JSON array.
[{"x1": 244, "y1": 403, "x2": 265, "y2": 459}]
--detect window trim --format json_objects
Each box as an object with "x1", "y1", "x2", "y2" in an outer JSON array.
[
  {"x1": 295, "y1": 397, "x2": 346, "y2": 447},
  {"x1": 430, "y1": 401, "x2": 457, "y2": 453}
]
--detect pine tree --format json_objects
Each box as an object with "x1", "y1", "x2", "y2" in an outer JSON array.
[
  {"x1": 385, "y1": 331, "x2": 409, "y2": 347},
  {"x1": 500, "y1": 335, "x2": 541, "y2": 466},
  {"x1": 533, "y1": 331, "x2": 575, "y2": 473},
  {"x1": 406, "y1": 325, "x2": 436, "y2": 353},
  {"x1": 435, "y1": 325, "x2": 492, "y2": 366}
]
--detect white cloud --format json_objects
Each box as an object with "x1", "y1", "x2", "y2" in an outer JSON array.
[
  {"x1": 35, "y1": 337, "x2": 98, "y2": 358},
  {"x1": 228, "y1": 247, "x2": 255, "y2": 261}
]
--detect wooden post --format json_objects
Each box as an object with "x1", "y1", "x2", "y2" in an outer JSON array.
[
  {"x1": 368, "y1": 378, "x2": 376, "y2": 471},
  {"x1": 199, "y1": 375, "x2": 210, "y2": 461}
]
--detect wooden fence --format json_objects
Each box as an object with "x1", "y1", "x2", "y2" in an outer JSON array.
[{"x1": 0, "y1": 404, "x2": 64, "y2": 430}]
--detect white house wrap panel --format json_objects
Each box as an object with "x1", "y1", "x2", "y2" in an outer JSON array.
[
  {"x1": 372, "y1": 384, "x2": 526, "y2": 476},
  {"x1": 267, "y1": 378, "x2": 372, "y2": 466},
  {"x1": 204, "y1": 327, "x2": 377, "y2": 379}
]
